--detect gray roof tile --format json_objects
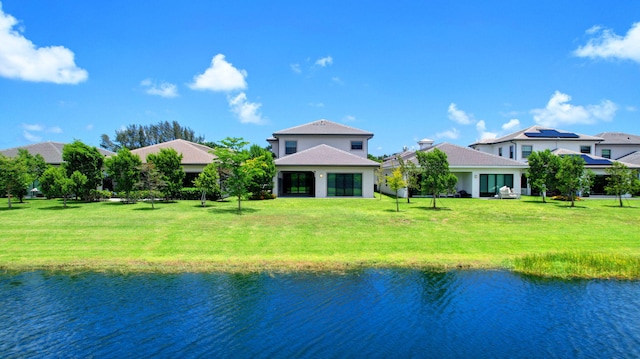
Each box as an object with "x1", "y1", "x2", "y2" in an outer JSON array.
[
  {"x1": 0, "y1": 141, "x2": 114, "y2": 164},
  {"x1": 470, "y1": 125, "x2": 603, "y2": 146},
  {"x1": 273, "y1": 119, "x2": 373, "y2": 137},
  {"x1": 385, "y1": 142, "x2": 527, "y2": 168},
  {"x1": 275, "y1": 144, "x2": 380, "y2": 167},
  {"x1": 595, "y1": 132, "x2": 640, "y2": 145},
  {"x1": 130, "y1": 139, "x2": 216, "y2": 164}
]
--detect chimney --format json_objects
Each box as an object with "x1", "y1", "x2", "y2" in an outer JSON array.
[{"x1": 418, "y1": 138, "x2": 434, "y2": 150}]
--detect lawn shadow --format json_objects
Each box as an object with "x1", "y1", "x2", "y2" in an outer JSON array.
[
  {"x1": 415, "y1": 206, "x2": 453, "y2": 211},
  {"x1": 38, "y1": 205, "x2": 82, "y2": 210},
  {"x1": 133, "y1": 206, "x2": 161, "y2": 211},
  {"x1": 0, "y1": 206, "x2": 26, "y2": 211},
  {"x1": 603, "y1": 204, "x2": 639, "y2": 209},
  {"x1": 208, "y1": 207, "x2": 259, "y2": 215}
]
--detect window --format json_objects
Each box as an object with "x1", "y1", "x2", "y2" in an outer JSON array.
[
  {"x1": 509, "y1": 145, "x2": 514, "y2": 159},
  {"x1": 498, "y1": 147, "x2": 503, "y2": 157},
  {"x1": 327, "y1": 173, "x2": 362, "y2": 196},
  {"x1": 282, "y1": 172, "x2": 314, "y2": 196},
  {"x1": 601, "y1": 149, "x2": 611, "y2": 159},
  {"x1": 522, "y1": 145, "x2": 532, "y2": 159},
  {"x1": 480, "y1": 174, "x2": 514, "y2": 197},
  {"x1": 285, "y1": 141, "x2": 297, "y2": 155},
  {"x1": 351, "y1": 141, "x2": 363, "y2": 150},
  {"x1": 580, "y1": 146, "x2": 591, "y2": 154}
]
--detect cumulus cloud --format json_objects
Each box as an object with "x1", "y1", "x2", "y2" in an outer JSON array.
[
  {"x1": 435, "y1": 128, "x2": 460, "y2": 140},
  {"x1": 0, "y1": 4, "x2": 87, "y2": 84},
  {"x1": 189, "y1": 54, "x2": 247, "y2": 91},
  {"x1": 315, "y1": 56, "x2": 333, "y2": 67},
  {"x1": 21, "y1": 123, "x2": 62, "y2": 142},
  {"x1": 531, "y1": 91, "x2": 617, "y2": 127},
  {"x1": 140, "y1": 78, "x2": 178, "y2": 98},
  {"x1": 476, "y1": 120, "x2": 497, "y2": 140},
  {"x1": 227, "y1": 92, "x2": 265, "y2": 125},
  {"x1": 447, "y1": 103, "x2": 474, "y2": 125},
  {"x1": 501, "y1": 119, "x2": 520, "y2": 131},
  {"x1": 574, "y1": 22, "x2": 640, "y2": 63}
]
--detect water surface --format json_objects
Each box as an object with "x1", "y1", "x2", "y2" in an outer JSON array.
[{"x1": 1, "y1": 270, "x2": 638, "y2": 358}]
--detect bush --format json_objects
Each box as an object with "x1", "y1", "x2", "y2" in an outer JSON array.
[
  {"x1": 552, "y1": 195, "x2": 582, "y2": 201},
  {"x1": 88, "y1": 189, "x2": 112, "y2": 202},
  {"x1": 249, "y1": 191, "x2": 276, "y2": 200},
  {"x1": 179, "y1": 187, "x2": 221, "y2": 201}
]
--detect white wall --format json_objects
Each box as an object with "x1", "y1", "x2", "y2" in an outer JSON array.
[
  {"x1": 473, "y1": 140, "x2": 600, "y2": 162},
  {"x1": 274, "y1": 165, "x2": 376, "y2": 198},
  {"x1": 275, "y1": 135, "x2": 370, "y2": 158}
]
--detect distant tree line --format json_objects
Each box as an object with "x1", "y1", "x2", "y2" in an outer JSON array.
[{"x1": 100, "y1": 121, "x2": 206, "y2": 152}]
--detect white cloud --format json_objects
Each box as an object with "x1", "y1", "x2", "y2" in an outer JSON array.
[
  {"x1": 331, "y1": 76, "x2": 344, "y2": 85},
  {"x1": 48, "y1": 126, "x2": 62, "y2": 134},
  {"x1": 0, "y1": 4, "x2": 87, "y2": 84},
  {"x1": 343, "y1": 115, "x2": 356, "y2": 122},
  {"x1": 315, "y1": 56, "x2": 333, "y2": 67},
  {"x1": 574, "y1": 22, "x2": 640, "y2": 63},
  {"x1": 308, "y1": 102, "x2": 325, "y2": 108},
  {"x1": 227, "y1": 92, "x2": 265, "y2": 125},
  {"x1": 189, "y1": 54, "x2": 247, "y2": 91},
  {"x1": 447, "y1": 103, "x2": 474, "y2": 125},
  {"x1": 531, "y1": 91, "x2": 617, "y2": 127},
  {"x1": 23, "y1": 130, "x2": 41, "y2": 142},
  {"x1": 140, "y1": 78, "x2": 179, "y2": 98},
  {"x1": 290, "y1": 63, "x2": 302, "y2": 74},
  {"x1": 476, "y1": 120, "x2": 497, "y2": 140},
  {"x1": 86, "y1": 124, "x2": 94, "y2": 131},
  {"x1": 435, "y1": 128, "x2": 460, "y2": 140},
  {"x1": 22, "y1": 123, "x2": 43, "y2": 132},
  {"x1": 501, "y1": 119, "x2": 520, "y2": 131}
]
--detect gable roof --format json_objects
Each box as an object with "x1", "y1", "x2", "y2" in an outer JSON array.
[
  {"x1": 275, "y1": 144, "x2": 380, "y2": 167},
  {"x1": 130, "y1": 139, "x2": 216, "y2": 164},
  {"x1": 0, "y1": 141, "x2": 114, "y2": 165},
  {"x1": 470, "y1": 125, "x2": 603, "y2": 146},
  {"x1": 272, "y1": 119, "x2": 373, "y2": 137},
  {"x1": 385, "y1": 142, "x2": 527, "y2": 168},
  {"x1": 594, "y1": 132, "x2": 640, "y2": 145}
]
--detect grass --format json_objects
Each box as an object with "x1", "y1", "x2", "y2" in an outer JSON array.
[{"x1": 0, "y1": 195, "x2": 639, "y2": 278}]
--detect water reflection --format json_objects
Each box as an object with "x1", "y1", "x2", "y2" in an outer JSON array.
[{"x1": 1, "y1": 270, "x2": 638, "y2": 358}]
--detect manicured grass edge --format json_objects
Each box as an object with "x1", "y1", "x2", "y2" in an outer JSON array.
[{"x1": 512, "y1": 252, "x2": 640, "y2": 280}]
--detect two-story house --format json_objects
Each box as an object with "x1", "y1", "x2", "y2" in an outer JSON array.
[
  {"x1": 594, "y1": 132, "x2": 640, "y2": 161},
  {"x1": 267, "y1": 119, "x2": 380, "y2": 198}
]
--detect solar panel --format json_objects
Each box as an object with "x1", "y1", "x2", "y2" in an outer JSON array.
[
  {"x1": 524, "y1": 129, "x2": 579, "y2": 138},
  {"x1": 581, "y1": 155, "x2": 612, "y2": 165}
]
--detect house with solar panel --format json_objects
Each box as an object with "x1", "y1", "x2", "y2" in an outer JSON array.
[
  {"x1": 469, "y1": 126, "x2": 640, "y2": 195},
  {"x1": 379, "y1": 140, "x2": 528, "y2": 199},
  {"x1": 267, "y1": 119, "x2": 380, "y2": 198}
]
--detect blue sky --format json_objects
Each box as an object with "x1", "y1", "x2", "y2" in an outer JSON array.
[{"x1": 1, "y1": 1, "x2": 640, "y2": 155}]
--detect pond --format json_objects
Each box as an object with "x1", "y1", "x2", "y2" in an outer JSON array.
[{"x1": 1, "y1": 269, "x2": 639, "y2": 358}]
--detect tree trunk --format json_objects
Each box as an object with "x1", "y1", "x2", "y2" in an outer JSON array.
[
  {"x1": 619, "y1": 195, "x2": 623, "y2": 207},
  {"x1": 237, "y1": 195, "x2": 242, "y2": 211},
  {"x1": 7, "y1": 194, "x2": 12, "y2": 209}
]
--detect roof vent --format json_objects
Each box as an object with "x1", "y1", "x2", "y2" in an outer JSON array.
[{"x1": 418, "y1": 138, "x2": 434, "y2": 150}]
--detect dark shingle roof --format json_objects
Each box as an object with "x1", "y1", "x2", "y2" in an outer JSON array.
[
  {"x1": 130, "y1": 139, "x2": 216, "y2": 164},
  {"x1": 273, "y1": 119, "x2": 373, "y2": 137},
  {"x1": 275, "y1": 144, "x2": 380, "y2": 167},
  {"x1": 0, "y1": 141, "x2": 114, "y2": 164}
]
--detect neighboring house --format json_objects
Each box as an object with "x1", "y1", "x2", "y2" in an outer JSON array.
[
  {"x1": 469, "y1": 126, "x2": 603, "y2": 162},
  {"x1": 380, "y1": 140, "x2": 527, "y2": 198},
  {"x1": 594, "y1": 132, "x2": 640, "y2": 160},
  {"x1": 130, "y1": 139, "x2": 216, "y2": 186},
  {"x1": 0, "y1": 141, "x2": 114, "y2": 166},
  {"x1": 0, "y1": 141, "x2": 114, "y2": 194},
  {"x1": 267, "y1": 119, "x2": 380, "y2": 198}
]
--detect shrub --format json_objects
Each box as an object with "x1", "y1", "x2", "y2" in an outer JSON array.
[
  {"x1": 88, "y1": 189, "x2": 112, "y2": 202},
  {"x1": 179, "y1": 187, "x2": 221, "y2": 201}
]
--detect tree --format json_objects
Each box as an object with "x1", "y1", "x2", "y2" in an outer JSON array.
[
  {"x1": 39, "y1": 167, "x2": 82, "y2": 208},
  {"x1": 416, "y1": 148, "x2": 457, "y2": 209},
  {"x1": 386, "y1": 167, "x2": 407, "y2": 212},
  {"x1": 146, "y1": 148, "x2": 185, "y2": 200},
  {"x1": 17, "y1": 149, "x2": 48, "y2": 202},
  {"x1": 246, "y1": 144, "x2": 276, "y2": 199},
  {"x1": 397, "y1": 155, "x2": 420, "y2": 203},
  {"x1": 214, "y1": 137, "x2": 266, "y2": 211},
  {"x1": 100, "y1": 120, "x2": 205, "y2": 151},
  {"x1": 605, "y1": 162, "x2": 640, "y2": 207},
  {"x1": 556, "y1": 155, "x2": 594, "y2": 207},
  {"x1": 62, "y1": 140, "x2": 104, "y2": 201},
  {"x1": 526, "y1": 149, "x2": 561, "y2": 203},
  {"x1": 105, "y1": 148, "x2": 142, "y2": 203},
  {"x1": 193, "y1": 162, "x2": 220, "y2": 207},
  {"x1": 136, "y1": 162, "x2": 166, "y2": 209},
  {"x1": 0, "y1": 155, "x2": 28, "y2": 209}
]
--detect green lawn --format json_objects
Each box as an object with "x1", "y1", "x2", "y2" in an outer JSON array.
[{"x1": 1, "y1": 195, "x2": 639, "y2": 278}]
